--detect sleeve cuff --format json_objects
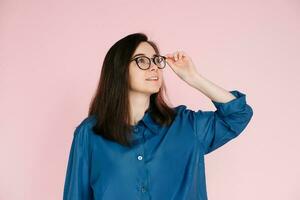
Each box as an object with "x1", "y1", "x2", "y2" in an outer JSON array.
[{"x1": 211, "y1": 90, "x2": 247, "y2": 117}]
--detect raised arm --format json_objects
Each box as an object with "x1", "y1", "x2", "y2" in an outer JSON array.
[
  {"x1": 190, "y1": 90, "x2": 253, "y2": 154},
  {"x1": 164, "y1": 51, "x2": 253, "y2": 154}
]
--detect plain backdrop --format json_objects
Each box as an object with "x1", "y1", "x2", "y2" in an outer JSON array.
[{"x1": 1, "y1": 0, "x2": 299, "y2": 199}]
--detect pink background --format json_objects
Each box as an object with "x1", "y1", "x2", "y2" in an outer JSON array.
[{"x1": 1, "y1": 0, "x2": 299, "y2": 199}]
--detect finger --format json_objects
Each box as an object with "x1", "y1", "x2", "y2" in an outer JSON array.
[
  {"x1": 178, "y1": 51, "x2": 183, "y2": 60},
  {"x1": 173, "y1": 52, "x2": 179, "y2": 61},
  {"x1": 165, "y1": 54, "x2": 174, "y2": 64},
  {"x1": 182, "y1": 51, "x2": 189, "y2": 60},
  {"x1": 165, "y1": 53, "x2": 174, "y2": 60}
]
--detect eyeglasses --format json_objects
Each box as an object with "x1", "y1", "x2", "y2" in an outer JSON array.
[{"x1": 129, "y1": 55, "x2": 167, "y2": 70}]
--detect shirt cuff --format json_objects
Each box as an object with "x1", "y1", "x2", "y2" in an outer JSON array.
[{"x1": 211, "y1": 90, "x2": 247, "y2": 117}]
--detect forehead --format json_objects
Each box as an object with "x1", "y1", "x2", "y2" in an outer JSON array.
[{"x1": 133, "y1": 42, "x2": 157, "y2": 57}]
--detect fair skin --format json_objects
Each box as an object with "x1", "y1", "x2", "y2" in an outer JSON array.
[
  {"x1": 128, "y1": 42, "x2": 163, "y2": 125},
  {"x1": 128, "y1": 41, "x2": 236, "y2": 125}
]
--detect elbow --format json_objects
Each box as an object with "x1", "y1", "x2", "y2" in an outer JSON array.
[
  {"x1": 232, "y1": 104, "x2": 254, "y2": 134},
  {"x1": 246, "y1": 104, "x2": 254, "y2": 122}
]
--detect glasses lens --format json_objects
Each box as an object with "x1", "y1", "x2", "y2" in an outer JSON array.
[
  {"x1": 154, "y1": 56, "x2": 166, "y2": 68},
  {"x1": 137, "y1": 57, "x2": 150, "y2": 69}
]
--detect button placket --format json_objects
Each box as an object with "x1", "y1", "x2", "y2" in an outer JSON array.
[
  {"x1": 134, "y1": 127, "x2": 139, "y2": 133},
  {"x1": 140, "y1": 135, "x2": 150, "y2": 197},
  {"x1": 141, "y1": 185, "x2": 147, "y2": 193},
  {"x1": 134, "y1": 125, "x2": 151, "y2": 198}
]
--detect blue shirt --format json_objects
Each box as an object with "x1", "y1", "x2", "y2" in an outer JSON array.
[{"x1": 63, "y1": 90, "x2": 253, "y2": 200}]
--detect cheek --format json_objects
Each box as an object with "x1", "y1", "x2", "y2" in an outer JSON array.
[
  {"x1": 159, "y1": 73, "x2": 164, "y2": 83},
  {"x1": 129, "y1": 69, "x2": 145, "y2": 87}
]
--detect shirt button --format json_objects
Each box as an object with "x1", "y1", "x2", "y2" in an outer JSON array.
[
  {"x1": 134, "y1": 127, "x2": 139, "y2": 132},
  {"x1": 141, "y1": 186, "x2": 147, "y2": 193},
  {"x1": 137, "y1": 155, "x2": 143, "y2": 160}
]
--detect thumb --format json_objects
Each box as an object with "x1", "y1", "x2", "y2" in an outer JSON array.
[{"x1": 165, "y1": 54, "x2": 175, "y2": 63}]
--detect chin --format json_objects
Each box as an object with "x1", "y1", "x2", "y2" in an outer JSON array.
[{"x1": 145, "y1": 88, "x2": 160, "y2": 95}]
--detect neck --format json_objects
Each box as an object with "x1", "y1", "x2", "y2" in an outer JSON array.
[{"x1": 129, "y1": 91, "x2": 150, "y2": 125}]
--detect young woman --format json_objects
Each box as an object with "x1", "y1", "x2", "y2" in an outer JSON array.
[{"x1": 63, "y1": 32, "x2": 253, "y2": 200}]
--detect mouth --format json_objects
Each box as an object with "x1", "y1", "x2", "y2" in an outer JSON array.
[
  {"x1": 145, "y1": 76, "x2": 159, "y2": 81},
  {"x1": 145, "y1": 79, "x2": 159, "y2": 82}
]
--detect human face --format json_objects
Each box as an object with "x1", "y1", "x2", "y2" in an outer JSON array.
[{"x1": 128, "y1": 42, "x2": 164, "y2": 95}]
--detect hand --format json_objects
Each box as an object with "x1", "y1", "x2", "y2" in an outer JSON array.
[{"x1": 164, "y1": 51, "x2": 199, "y2": 82}]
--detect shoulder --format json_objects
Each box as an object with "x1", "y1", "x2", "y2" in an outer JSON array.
[
  {"x1": 77, "y1": 115, "x2": 97, "y2": 129},
  {"x1": 173, "y1": 104, "x2": 198, "y2": 116},
  {"x1": 173, "y1": 104, "x2": 188, "y2": 113},
  {"x1": 172, "y1": 104, "x2": 200, "y2": 123},
  {"x1": 172, "y1": 104, "x2": 213, "y2": 126},
  {"x1": 73, "y1": 115, "x2": 97, "y2": 138}
]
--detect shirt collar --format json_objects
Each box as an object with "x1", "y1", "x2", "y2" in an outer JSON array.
[
  {"x1": 140, "y1": 109, "x2": 161, "y2": 135},
  {"x1": 130, "y1": 106, "x2": 183, "y2": 145},
  {"x1": 140, "y1": 105, "x2": 182, "y2": 135},
  {"x1": 129, "y1": 109, "x2": 162, "y2": 145},
  {"x1": 130, "y1": 108, "x2": 161, "y2": 135}
]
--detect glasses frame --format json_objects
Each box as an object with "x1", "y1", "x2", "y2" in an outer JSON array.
[{"x1": 129, "y1": 55, "x2": 167, "y2": 70}]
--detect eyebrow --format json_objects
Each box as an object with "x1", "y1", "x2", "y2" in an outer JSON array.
[{"x1": 132, "y1": 53, "x2": 159, "y2": 58}]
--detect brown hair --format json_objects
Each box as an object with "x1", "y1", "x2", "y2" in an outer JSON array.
[{"x1": 88, "y1": 32, "x2": 176, "y2": 147}]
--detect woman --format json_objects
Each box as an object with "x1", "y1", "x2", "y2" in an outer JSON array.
[{"x1": 63, "y1": 32, "x2": 253, "y2": 200}]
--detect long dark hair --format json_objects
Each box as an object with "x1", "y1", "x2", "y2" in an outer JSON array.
[{"x1": 88, "y1": 32, "x2": 176, "y2": 147}]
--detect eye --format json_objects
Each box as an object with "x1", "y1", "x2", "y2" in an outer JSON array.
[
  {"x1": 137, "y1": 57, "x2": 149, "y2": 64},
  {"x1": 154, "y1": 56, "x2": 164, "y2": 63}
]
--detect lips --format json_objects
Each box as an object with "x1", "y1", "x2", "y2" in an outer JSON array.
[
  {"x1": 146, "y1": 80, "x2": 158, "y2": 82},
  {"x1": 145, "y1": 75, "x2": 159, "y2": 81}
]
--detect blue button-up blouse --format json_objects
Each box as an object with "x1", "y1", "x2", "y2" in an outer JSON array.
[{"x1": 63, "y1": 90, "x2": 253, "y2": 200}]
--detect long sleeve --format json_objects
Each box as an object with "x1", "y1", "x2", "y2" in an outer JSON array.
[
  {"x1": 63, "y1": 124, "x2": 92, "y2": 200},
  {"x1": 191, "y1": 90, "x2": 253, "y2": 155}
]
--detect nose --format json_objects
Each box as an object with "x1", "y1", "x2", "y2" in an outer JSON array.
[{"x1": 149, "y1": 60, "x2": 158, "y2": 71}]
